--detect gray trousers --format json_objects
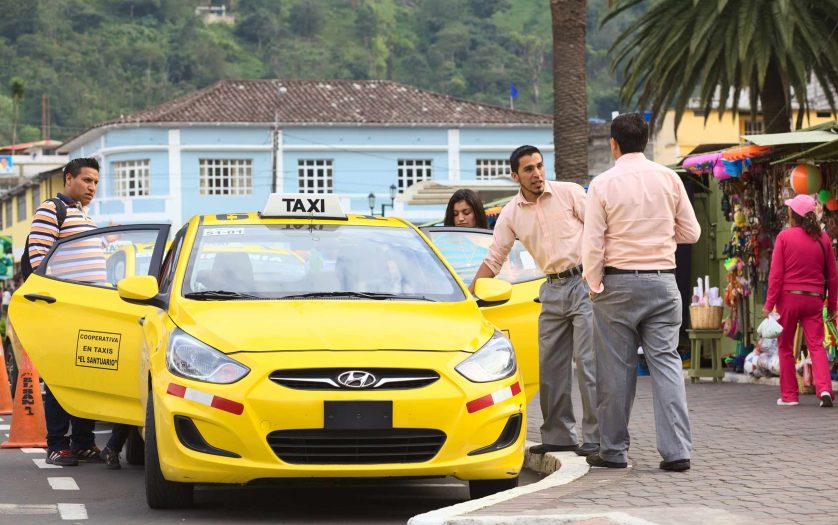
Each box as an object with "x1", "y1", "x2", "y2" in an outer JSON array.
[
  {"x1": 538, "y1": 274, "x2": 598, "y2": 446},
  {"x1": 592, "y1": 272, "x2": 692, "y2": 463}
]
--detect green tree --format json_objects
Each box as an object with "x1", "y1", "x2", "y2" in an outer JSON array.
[
  {"x1": 550, "y1": 0, "x2": 588, "y2": 184},
  {"x1": 605, "y1": 0, "x2": 838, "y2": 133},
  {"x1": 9, "y1": 78, "x2": 25, "y2": 145}
]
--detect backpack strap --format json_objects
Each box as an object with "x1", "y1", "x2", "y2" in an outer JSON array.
[{"x1": 48, "y1": 197, "x2": 67, "y2": 229}]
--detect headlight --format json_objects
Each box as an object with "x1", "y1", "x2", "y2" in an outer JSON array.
[
  {"x1": 455, "y1": 330, "x2": 516, "y2": 382},
  {"x1": 166, "y1": 328, "x2": 249, "y2": 384}
]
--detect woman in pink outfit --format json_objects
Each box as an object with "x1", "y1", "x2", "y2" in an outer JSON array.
[{"x1": 763, "y1": 194, "x2": 837, "y2": 408}]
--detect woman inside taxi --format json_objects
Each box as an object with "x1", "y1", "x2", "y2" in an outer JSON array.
[{"x1": 444, "y1": 189, "x2": 488, "y2": 229}]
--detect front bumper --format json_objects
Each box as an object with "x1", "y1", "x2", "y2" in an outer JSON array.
[{"x1": 152, "y1": 350, "x2": 525, "y2": 484}]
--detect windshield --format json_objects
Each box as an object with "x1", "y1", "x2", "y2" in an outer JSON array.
[{"x1": 181, "y1": 224, "x2": 465, "y2": 302}]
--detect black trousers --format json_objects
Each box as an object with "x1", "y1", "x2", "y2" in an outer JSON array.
[
  {"x1": 106, "y1": 424, "x2": 132, "y2": 452},
  {"x1": 44, "y1": 383, "x2": 96, "y2": 452}
]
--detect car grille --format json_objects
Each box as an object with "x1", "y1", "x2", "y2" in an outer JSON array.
[
  {"x1": 267, "y1": 429, "x2": 446, "y2": 464},
  {"x1": 269, "y1": 368, "x2": 440, "y2": 390}
]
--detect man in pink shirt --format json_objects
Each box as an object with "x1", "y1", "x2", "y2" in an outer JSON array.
[
  {"x1": 471, "y1": 145, "x2": 598, "y2": 457},
  {"x1": 582, "y1": 113, "x2": 700, "y2": 472}
]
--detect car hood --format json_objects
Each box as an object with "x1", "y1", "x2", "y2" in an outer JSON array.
[{"x1": 170, "y1": 299, "x2": 492, "y2": 354}]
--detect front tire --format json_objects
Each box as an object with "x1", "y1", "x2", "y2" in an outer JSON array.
[
  {"x1": 468, "y1": 476, "x2": 519, "y2": 499},
  {"x1": 145, "y1": 393, "x2": 193, "y2": 509}
]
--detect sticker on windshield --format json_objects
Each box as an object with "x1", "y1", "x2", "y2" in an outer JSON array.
[
  {"x1": 203, "y1": 228, "x2": 245, "y2": 237},
  {"x1": 76, "y1": 330, "x2": 121, "y2": 370}
]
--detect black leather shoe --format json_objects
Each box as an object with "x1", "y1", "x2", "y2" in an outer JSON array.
[
  {"x1": 529, "y1": 443, "x2": 578, "y2": 454},
  {"x1": 586, "y1": 453, "x2": 627, "y2": 468},
  {"x1": 660, "y1": 458, "x2": 690, "y2": 472},
  {"x1": 575, "y1": 443, "x2": 599, "y2": 456}
]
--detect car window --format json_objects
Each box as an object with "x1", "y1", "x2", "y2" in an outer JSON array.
[
  {"x1": 158, "y1": 226, "x2": 187, "y2": 294},
  {"x1": 425, "y1": 229, "x2": 544, "y2": 285},
  {"x1": 44, "y1": 229, "x2": 165, "y2": 288},
  {"x1": 181, "y1": 224, "x2": 465, "y2": 302}
]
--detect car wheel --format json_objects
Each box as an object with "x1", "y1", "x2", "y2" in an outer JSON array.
[
  {"x1": 468, "y1": 476, "x2": 519, "y2": 500},
  {"x1": 4, "y1": 341, "x2": 16, "y2": 398},
  {"x1": 145, "y1": 393, "x2": 193, "y2": 509},
  {"x1": 125, "y1": 427, "x2": 145, "y2": 466}
]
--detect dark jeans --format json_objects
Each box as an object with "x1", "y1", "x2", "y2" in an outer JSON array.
[
  {"x1": 106, "y1": 424, "x2": 132, "y2": 452},
  {"x1": 44, "y1": 383, "x2": 96, "y2": 452}
]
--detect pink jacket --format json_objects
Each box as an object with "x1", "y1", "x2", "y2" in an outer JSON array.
[{"x1": 765, "y1": 227, "x2": 838, "y2": 313}]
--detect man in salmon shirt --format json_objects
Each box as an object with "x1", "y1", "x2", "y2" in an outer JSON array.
[
  {"x1": 470, "y1": 145, "x2": 598, "y2": 458},
  {"x1": 762, "y1": 193, "x2": 836, "y2": 408},
  {"x1": 582, "y1": 113, "x2": 700, "y2": 472}
]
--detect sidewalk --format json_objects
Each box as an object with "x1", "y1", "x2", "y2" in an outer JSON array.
[{"x1": 412, "y1": 376, "x2": 838, "y2": 525}]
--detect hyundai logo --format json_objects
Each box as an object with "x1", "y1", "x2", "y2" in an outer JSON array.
[{"x1": 337, "y1": 370, "x2": 377, "y2": 388}]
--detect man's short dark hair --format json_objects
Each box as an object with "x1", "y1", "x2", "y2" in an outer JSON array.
[
  {"x1": 510, "y1": 145, "x2": 542, "y2": 174},
  {"x1": 610, "y1": 113, "x2": 649, "y2": 154},
  {"x1": 63, "y1": 157, "x2": 100, "y2": 178}
]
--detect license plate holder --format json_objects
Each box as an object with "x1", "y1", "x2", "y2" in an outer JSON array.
[{"x1": 324, "y1": 401, "x2": 393, "y2": 430}]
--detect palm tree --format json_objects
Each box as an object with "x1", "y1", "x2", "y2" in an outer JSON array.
[
  {"x1": 605, "y1": 0, "x2": 838, "y2": 134},
  {"x1": 551, "y1": 0, "x2": 588, "y2": 184},
  {"x1": 9, "y1": 77, "x2": 25, "y2": 145}
]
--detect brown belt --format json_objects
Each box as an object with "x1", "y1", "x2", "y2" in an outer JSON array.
[{"x1": 787, "y1": 290, "x2": 823, "y2": 297}]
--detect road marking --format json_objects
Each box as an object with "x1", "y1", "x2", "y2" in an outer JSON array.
[
  {"x1": 57, "y1": 503, "x2": 88, "y2": 520},
  {"x1": 0, "y1": 425, "x2": 9, "y2": 430},
  {"x1": 48, "y1": 477, "x2": 80, "y2": 490},
  {"x1": 22, "y1": 448, "x2": 46, "y2": 453},
  {"x1": 0, "y1": 504, "x2": 58, "y2": 516},
  {"x1": 93, "y1": 430, "x2": 109, "y2": 434},
  {"x1": 33, "y1": 459, "x2": 62, "y2": 469}
]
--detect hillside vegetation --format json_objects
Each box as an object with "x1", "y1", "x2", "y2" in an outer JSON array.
[{"x1": 0, "y1": 0, "x2": 642, "y2": 144}]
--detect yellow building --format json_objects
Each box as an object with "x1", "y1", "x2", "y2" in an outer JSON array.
[
  {"x1": 0, "y1": 167, "x2": 65, "y2": 262},
  {"x1": 653, "y1": 107, "x2": 837, "y2": 165}
]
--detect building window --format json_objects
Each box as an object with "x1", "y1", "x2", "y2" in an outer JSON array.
[
  {"x1": 31, "y1": 185, "x2": 41, "y2": 212},
  {"x1": 397, "y1": 159, "x2": 432, "y2": 193},
  {"x1": 476, "y1": 159, "x2": 510, "y2": 180},
  {"x1": 297, "y1": 159, "x2": 333, "y2": 194},
  {"x1": 113, "y1": 160, "x2": 150, "y2": 197},
  {"x1": 199, "y1": 159, "x2": 252, "y2": 196},
  {"x1": 743, "y1": 119, "x2": 764, "y2": 135},
  {"x1": 17, "y1": 195, "x2": 26, "y2": 222},
  {"x1": 5, "y1": 203, "x2": 11, "y2": 227}
]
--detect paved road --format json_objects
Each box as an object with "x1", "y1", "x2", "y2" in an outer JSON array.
[
  {"x1": 472, "y1": 378, "x2": 838, "y2": 525},
  {"x1": 0, "y1": 419, "x2": 543, "y2": 524}
]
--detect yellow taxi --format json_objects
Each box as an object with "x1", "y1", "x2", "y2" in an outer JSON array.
[{"x1": 8, "y1": 194, "x2": 538, "y2": 509}]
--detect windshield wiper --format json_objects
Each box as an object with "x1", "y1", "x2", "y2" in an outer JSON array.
[
  {"x1": 279, "y1": 291, "x2": 436, "y2": 301},
  {"x1": 183, "y1": 290, "x2": 260, "y2": 301}
]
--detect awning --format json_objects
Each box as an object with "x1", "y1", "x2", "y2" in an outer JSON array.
[
  {"x1": 743, "y1": 130, "x2": 838, "y2": 146},
  {"x1": 403, "y1": 178, "x2": 520, "y2": 206},
  {"x1": 770, "y1": 138, "x2": 838, "y2": 165}
]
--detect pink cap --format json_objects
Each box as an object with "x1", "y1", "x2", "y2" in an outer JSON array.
[{"x1": 785, "y1": 194, "x2": 817, "y2": 216}]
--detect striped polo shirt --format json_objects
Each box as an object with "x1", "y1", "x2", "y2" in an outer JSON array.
[{"x1": 29, "y1": 193, "x2": 106, "y2": 283}]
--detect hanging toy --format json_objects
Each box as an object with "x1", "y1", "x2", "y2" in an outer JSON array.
[{"x1": 818, "y1": 189, "x2": 833, "y2": 204}]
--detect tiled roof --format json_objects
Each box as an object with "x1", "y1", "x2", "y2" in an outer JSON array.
[{"x1": 109, "y1": 79, "x2": 552, "y2": 126}]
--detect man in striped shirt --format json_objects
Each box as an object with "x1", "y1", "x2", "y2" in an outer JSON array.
[{"x1": 29, "y1": 157, "x2": 105, "y2": 466}]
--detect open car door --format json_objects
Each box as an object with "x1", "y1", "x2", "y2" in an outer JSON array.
[
  {"x1": 9, "y1": 224, "x2": 170, "y2": 426},
  {"x1": 422, "y1": 227, "x2": 544, "y2": 402}
]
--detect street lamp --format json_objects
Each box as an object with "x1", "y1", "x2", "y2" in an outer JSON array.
[
  {"x1": 367, "y1": 192, "x2": 376, "y2": 216},
  {"x1": 381, "y1": 184, "x2": 397, "y2": 217}
]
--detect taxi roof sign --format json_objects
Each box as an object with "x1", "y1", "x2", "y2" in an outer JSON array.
[{"x1": 260, "y1": 193, "x2": 347, "y2": 220}]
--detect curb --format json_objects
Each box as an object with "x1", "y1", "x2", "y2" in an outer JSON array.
[
  {"x1": 407, "y1": 442, "x2": 590, "y2": 525},
  {"x1": 685, "y1": 370, "x2": 838, "y2": 390}
]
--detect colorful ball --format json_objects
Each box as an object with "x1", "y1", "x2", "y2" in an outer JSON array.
[
  {"x1": 827, "y1": 197, "x2": 838, "y2": 212},
  {"x1": 818, "y1": 189, "x2": 833, "y2": 203},
  {"x1": 789, "y1": 163, "x2": 822, "y2": 194}
]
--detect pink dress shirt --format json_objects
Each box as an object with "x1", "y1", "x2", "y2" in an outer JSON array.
[
  {"x1": 764, "y1": 228, "x2": 838, "y2": 313},
  {"x1": 582, "y1": 153, "x2": 701, "y2": 293},
  {"x1": 483, "y1": 180, "x2": 585, "y2": 275}
]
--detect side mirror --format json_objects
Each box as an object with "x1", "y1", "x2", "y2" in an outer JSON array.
[
  {"x1": 473, "y1": 278, "x2": 512, "y2": 307},
  {"x1": 118, "y1": 275, "x2": 160, "y2": 302}
]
